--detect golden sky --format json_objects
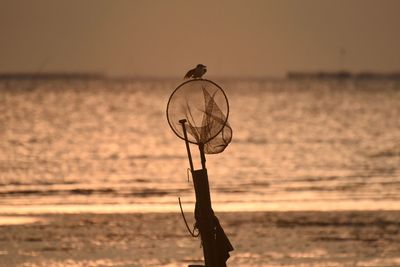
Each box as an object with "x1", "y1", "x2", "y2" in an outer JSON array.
[{"x1": 0, "y1": 0, "x2": 399, "y2": 77}]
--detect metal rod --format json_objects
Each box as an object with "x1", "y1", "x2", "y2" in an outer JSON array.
[
  {"x1": 199, "y1": 143, "x2": 206, "y2": 170},
  {"x1": 179, "y1": 119, "x2": 194, "y2": 172}
]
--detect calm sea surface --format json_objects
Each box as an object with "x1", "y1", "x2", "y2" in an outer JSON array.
[{"x1": 1, "y1": 79, "x2": 399, "y2": 213}]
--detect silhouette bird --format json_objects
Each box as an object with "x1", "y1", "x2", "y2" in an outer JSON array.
[{"x1": 184, "y1": 64, "x2": 207, "y2": 79}]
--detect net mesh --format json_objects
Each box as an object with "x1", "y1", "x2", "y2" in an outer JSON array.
[{"x1": 167, "y1": 79, "x2": 232, "y2": 154}]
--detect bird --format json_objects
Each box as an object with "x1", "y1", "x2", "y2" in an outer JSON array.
[{"x1": 184, "y1": 64, "x2": 207, "y2": 79}]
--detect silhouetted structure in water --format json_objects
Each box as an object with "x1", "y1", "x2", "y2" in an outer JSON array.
[{"x1": 167, "y1": 78, "x2": 233, "y2": 267}]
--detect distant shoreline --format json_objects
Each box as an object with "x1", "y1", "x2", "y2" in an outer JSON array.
[
  {"x1": 287, "y1": 70, "x2": 400, "y2": 80},
  {"x1": 0, "y1": 72, "x2": 105, "y2": 81},
  {"x1": 0, "y1": 72, "x2": 185, "y2": 82},
  {"x1": 1, "y1": 71, "x2": 400, "y2": 81}
]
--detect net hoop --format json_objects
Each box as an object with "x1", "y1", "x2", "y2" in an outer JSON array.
[{"x1": 166, "y1": 78, "x2": 230, "y2": 145}]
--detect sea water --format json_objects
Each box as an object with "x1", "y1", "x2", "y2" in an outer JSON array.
[{"x1": 0, "y1": 78, "x2": 399, "y2": 214}]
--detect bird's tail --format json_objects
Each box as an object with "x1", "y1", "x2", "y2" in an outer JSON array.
[{"x1": 184, "y1": 69, "x2": 194, "y2": 79}]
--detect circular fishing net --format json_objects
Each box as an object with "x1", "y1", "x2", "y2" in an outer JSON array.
[{"x1": 167, "y1": 79, "x2": 232, "y2": 154}]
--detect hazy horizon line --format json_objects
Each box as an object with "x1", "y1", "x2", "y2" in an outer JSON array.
[{"x1": 1, "y1": 70, "x2": 400, "y2": 82}]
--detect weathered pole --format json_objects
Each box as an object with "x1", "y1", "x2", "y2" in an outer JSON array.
[
  {"x1": 179, "y1": 120, "x2": 217, "y2": 266},
  {"x1": 192, "y1": 168, "x2": 217, "y2": 267},
  {"x1": 177, "y1": 100, "x2": 233, "y2": 266}
]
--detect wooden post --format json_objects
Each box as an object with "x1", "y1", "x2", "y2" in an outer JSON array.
[
  {"x1": 192, "y1": 168, "x2": 217, "y2": 267},
  {"x1": 178, "y1": 120, "x2": 231, "y2": 266}
]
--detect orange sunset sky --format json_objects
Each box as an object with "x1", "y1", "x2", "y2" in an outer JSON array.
[{"x1": 1, "y1": 0, "x2": 399, "y2": 78}]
